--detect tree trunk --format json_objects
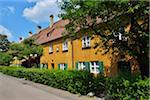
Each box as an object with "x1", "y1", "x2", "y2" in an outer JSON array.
[
  {"x1": 137, "y1": 54, "x2": 149, "y2": 78},
  {"x1": 28, "y1": 58, "x2": 31, "y2": 68},
  {"x1": 130, "y1": 13, "x2": 149, "y2": 78}
]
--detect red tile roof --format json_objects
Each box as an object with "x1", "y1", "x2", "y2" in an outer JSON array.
[{"x1": 34, "y1": 19, "x2": 69, "y2": 44}]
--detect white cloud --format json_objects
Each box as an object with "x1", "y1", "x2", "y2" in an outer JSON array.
[
  {"x1": 23, "y1": 0, "x2": 61, "y2": 23},
  {"x1": 0, "y1": 6, "x2": 15, "y2": 16},
  {"x1": 0, "y1": 25, "x2": 12, "y2": 39},
  {"x1": 26, "y1": 0, "x2": 42, "y2": 3}
]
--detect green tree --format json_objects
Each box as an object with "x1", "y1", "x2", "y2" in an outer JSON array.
[
  {"x1": 0, "y1": 34, "x2": 12, "y2": 66},
  {"x1": 0, "y1": 34, "x2": 10, "y2": 51},
  {"x1": 59, "y1": 0, "x2": 149, "y2": 77},
  {"x1": 9, "y1": 38, "x2": 43, "y2": 67},
  {"x1": 0, "y1": 52, "x2": 12, "y2": 66}
]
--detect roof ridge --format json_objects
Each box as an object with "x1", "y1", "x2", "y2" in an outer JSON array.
[{"x1": 34, "y1": 19, "x2": 69, "y2": 44}]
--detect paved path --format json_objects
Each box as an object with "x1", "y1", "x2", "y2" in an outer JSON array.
[
  {"x1": 0, "y1": 73, "x2": 67, "y2": 100},
  {"x1": 0, "y1": 73, "x2": 96, "y2": 100}
]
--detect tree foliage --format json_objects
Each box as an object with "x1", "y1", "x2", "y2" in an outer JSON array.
[
  {"x1": 0, "y1": 52, "x2": 12, "y2": 66},
  {"x1": 59, "y1": 0, "x2": 149, "y2": 77},
  {"x1": 0, "y1": 34, "x2": 10, "y2": 52},
  {"x1": 9, "y1": 38, "x2": 43, "y2": 60},
  {"x1": 0, "y1": 36, "x2": 43, "y2": 67},
  {"x1": 0, "y1": 34, "x2": 12, "y2": 65}
]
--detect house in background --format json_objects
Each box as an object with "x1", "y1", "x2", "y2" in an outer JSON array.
[
  {"x1": 32, "y1": 15, "x2": 118, "y2": 76},
  {"x1": 21, "y1": 14, "x2": 139, "y2": 76}
]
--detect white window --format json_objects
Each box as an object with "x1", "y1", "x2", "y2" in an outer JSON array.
[
  {"x1": 82, "y1": 36, "x2": 91, "y2": 48},
  {"x1": 62, "y1": 41, "x2": 68, "y2": 51},
  {"x1": 40, "y1": 64, "x2": 48, "y2": 69},
  {"x1": 49, "y1": 44, "x2": 53, "y2": 53},
  {"x1": 60, "y1": 63, "x2": 66, "y2": 70},
  {"x1": 78, "y1": 62, "x2": 86, "y2": 70},
  {"x1": 90, "y1": 61, "x2": 100, "y2": 74}
]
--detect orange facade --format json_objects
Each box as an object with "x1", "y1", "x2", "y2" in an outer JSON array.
[
  {"x1": 33, "y1": 19, "x2": 142, "y2": 76},
  {"x1": 40, "y1": 39, "x2": 73, "y2": 70},
  {"x1": 40, "y1": 36, "x2": 113, "y2": 76}
]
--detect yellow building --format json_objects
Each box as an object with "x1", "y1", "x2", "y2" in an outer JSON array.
[
  {"x1": 33, "y1": 16, "x2": 139, "y2": 76},
  {"x1": 32, "y1": 16, "x2": 115, "y2": 76}
]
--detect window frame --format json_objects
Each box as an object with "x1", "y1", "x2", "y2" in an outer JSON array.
[
  {"x1": 82, "y1": 36, "x2": 91, "y2": 48},
  {"x1": 49, "y1": 43, "x2": 53, "y2": 53},
  {"x1": 78, "y1": 62, "x2": 86, "y2": 70},
  {"x1": 59, "y1": 63, "x2": 67, "y2": 70},
  {"x1": 90, "y1": 61, "x2": 100, "y2": 74},
  {"x1": 60, "y1": 63, "x2": 65, "y2": 70},
  {"x1": 62, "y1": 41, "x2": 68, "y2": 51}
]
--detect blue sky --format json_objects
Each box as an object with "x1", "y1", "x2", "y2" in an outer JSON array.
[{"x1": 0, "y1": 0, "x2": 61, "y2": 42}]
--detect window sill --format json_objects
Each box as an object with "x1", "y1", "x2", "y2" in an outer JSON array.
[
  {"x1": 82, "y1": 46, "x2": 91, "y2": 49},
  {"x1": 49, "y1": 52, "x2": 53, "y2": 54},
  {"x1": 62, "y1": 49, "x2": 68, "y2": 52}
]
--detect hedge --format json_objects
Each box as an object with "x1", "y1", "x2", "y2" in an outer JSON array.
[
  {"x1": 106, "y1": 75, "x2": 150, "y2": 100},
  {"x1": 0, "y1": 66, "x2": 149, "y2": 99}
]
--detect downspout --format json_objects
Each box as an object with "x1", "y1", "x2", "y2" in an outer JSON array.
[{"x1": 71, "y1": 40, "x2": 74, "y2": 69}]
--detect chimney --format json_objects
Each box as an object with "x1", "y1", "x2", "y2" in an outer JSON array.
[
  {"x1": 36, "y1": 25, "x2": 42, "y2": 33},
  {"x1": 19, "y1": 37, "x2": 23, "y2": 43},
  {"x1": 50, "y1": 14, "x2": 54, "y2": 27},
  {"x1": 29, "y1": 31, "x2": 33, "y2": 37}
]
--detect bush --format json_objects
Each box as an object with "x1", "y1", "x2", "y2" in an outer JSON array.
[
  {"x1": 0, "y1": 66, "x2": 25, "y2": 78},
  {"x1": 90, "y1": 75, "x2": 106, "y2": 97},
  {"x1": 106, "y1": 75, "x2": 150, "y2": 99}
]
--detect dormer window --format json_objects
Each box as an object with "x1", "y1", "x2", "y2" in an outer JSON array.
[
  {"x1": 62, "y1": 41, "x2": 68, "y2": 51},
  {"x1": 82, "y1": 36, "x2": 91, "y2": 48},
  {"x1": 49, "y1": 44, "x2": 53, "y2": 53},
  {"x1": 47, "y1": 33, "x2": 50, "y2": 37}
]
